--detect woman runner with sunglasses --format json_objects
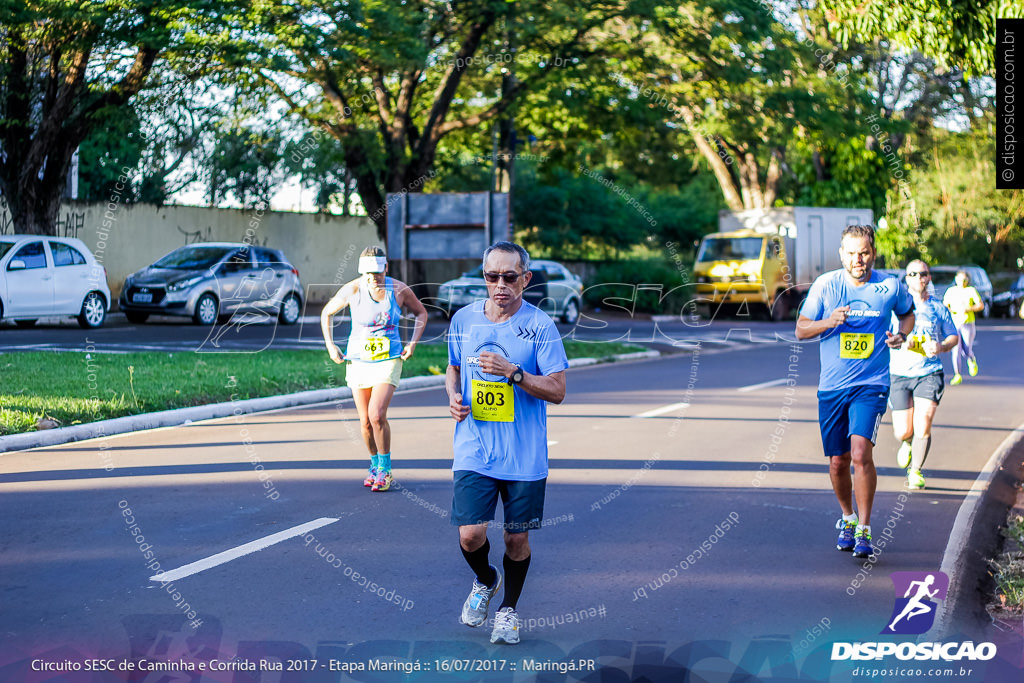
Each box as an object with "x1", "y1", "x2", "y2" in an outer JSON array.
[{"x1": 321, "y1": 246, "x2": 427, "y2": 491}]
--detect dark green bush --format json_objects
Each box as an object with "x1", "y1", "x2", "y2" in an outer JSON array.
[{"x1": 584, "y1": 258, "x2": 695, "y2": 314}]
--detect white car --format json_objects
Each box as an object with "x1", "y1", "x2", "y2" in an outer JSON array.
[{"x1": 0, "y1": 235, "x2": 111, "y2": 328}]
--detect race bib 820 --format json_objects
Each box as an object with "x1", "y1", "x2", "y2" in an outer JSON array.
[{"x1": 840, "y1": 332, "x2": 873, "y2": 360}]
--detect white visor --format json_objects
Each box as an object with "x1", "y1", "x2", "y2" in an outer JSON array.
[{"x1": 358, "y1": 256, "x2": 387, "y2": 273}]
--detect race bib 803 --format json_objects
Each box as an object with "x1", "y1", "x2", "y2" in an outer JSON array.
[{"x1": 471, "y1": 379, "x2": 514, "y2": 422}]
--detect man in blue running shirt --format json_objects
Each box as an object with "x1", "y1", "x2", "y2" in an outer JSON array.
[
  {"x1": 446, "y1": 241, "x2": 568, "y2": 645},
  {"x1": 796, "y1": 225, "x2": 914, "y2": 559}
]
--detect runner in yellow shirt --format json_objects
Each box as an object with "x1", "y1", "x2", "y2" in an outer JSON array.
[{"x1": 941, "y1": 271, "x2": 983, "y2": 386}]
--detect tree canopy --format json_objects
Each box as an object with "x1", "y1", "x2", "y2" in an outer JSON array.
[
  {"x1": 820, "y1": 0, "x2": 1021, "y2": 76},
  {"x1": 0, "y1": 0, "x2": 230, "y2": 234}
]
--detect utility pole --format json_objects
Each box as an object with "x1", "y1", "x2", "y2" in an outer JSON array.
[{"x1": 493, "y1": 2, "x2": 515, "y2": 240}]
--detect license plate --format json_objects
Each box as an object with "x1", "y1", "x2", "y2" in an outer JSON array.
[{"x1": 132, "y1": 293, "x2": 153, "y2": 303}]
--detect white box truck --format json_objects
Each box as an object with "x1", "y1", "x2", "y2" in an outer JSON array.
[{"x1": 693, "y1": 206, "x2": 874, "y2": 320}]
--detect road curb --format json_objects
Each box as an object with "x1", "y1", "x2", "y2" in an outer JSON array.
[
  {"x1": 0, "y1": 350, "x2": 662, "y2": 454},
  {"x1": 932, "y1": 421, "x2": 1024, "y2": 639}
]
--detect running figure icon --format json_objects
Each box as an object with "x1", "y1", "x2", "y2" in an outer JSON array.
[{"x1": 888, "y1": 574, "x2": 940, "y2": 631}]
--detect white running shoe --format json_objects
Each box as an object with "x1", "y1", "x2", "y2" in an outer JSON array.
[
  {"x1": 459, "y1": 567, "x2": 501, "y2": 627},
  {"x1": 490, "y1": 607, "x2": 520, "y2": 644},
  {"x1": 896, "y1": 440, "x2": 912, "y2": 469},
  {"x1": 908, "y1": 468, "x2": 926, "y2": 489}
]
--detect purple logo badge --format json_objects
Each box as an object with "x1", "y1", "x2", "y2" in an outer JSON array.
[{"x1": 881, "y1": 571, "x2": 949, "y2": 634}]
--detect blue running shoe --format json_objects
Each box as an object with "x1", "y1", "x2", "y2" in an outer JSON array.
[
  {"x1": 853, "y1": 530, "x2": 874, "y2": 558},
  {"x1": 836, "y1": 518, "x2": 856, "y2": 551}
]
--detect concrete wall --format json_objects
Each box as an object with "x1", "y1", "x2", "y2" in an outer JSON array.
[{"x1": 0, "y1": 201, "x2": 380, "y2": 306}]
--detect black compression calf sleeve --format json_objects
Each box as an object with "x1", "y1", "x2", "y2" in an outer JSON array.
[
  {"x1": 499, "y1": 553, "x2": 531, "y2": 610},
  {"x1": 461, "y1": 538, "x2": 497, "y2": 587}
]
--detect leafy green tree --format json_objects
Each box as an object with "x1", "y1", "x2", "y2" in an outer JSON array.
[
  {"x1": 0, "y1": 0, "x2": 225, "y2": 234},
  {"x1": 820, "y1": 0, "x2": 1022, "y2": 76},
  {"x1": 283, "y1": 130, "x2": 357, "y2": 214},
  {"x1": 616, "y1": 1, "x2": 881, "y2": 212},
  {"x1": 219, "y1": 0, "x2": 649, "y2": 238},
  {"x1": 77, "y1": 105, "x2": 145, "y2": 202},
  {"x1": 879, "y1": 127, "x2": 1024, "y2": 269},
  {"x1": 207, "y1": 125, "x2": 285, "y2": 209},
  {"x1": 131, "y1": 72, "x2": 224, "y2": 206}
]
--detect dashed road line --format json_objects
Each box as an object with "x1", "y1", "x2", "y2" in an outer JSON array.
[
  {"x1": 633, "y1": 402, "x2": 690, "y2": 419},
  {"x1": 150, "y1": 517, "x2": 339, "y2": 582}
]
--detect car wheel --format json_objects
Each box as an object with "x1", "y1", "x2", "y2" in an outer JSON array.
[
  {"x1": 561, "y1": 298, "x2": 580, "y2": 325},
  {"x1": 983, "y1": 300, "x2": 991, "y2": 318},
  {"x1": 77, "y1": 292, "x2": 107, "y2": 329},
  {"x1": 125, "y1": 311, "x2": 149, "y2": 324},
  {"x1": 15, "y1": 319, "x2": 37, "y2": 328},
  {"x1": 278, "y1": 293, "x2": 301, "y2": 325},
  {"x1": 193, "y1": 293, "x2": 219, "y2": 325},
  {"x1": 1010, "y1": 300, "x2": 1020, "y2": 319},
  {"x1": 770, "y1": 293, "x2": 791, "y2": 322}
]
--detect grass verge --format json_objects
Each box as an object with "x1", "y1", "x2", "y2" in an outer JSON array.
[
  {"x1": 0, "y1": 341, "x2": 644, "y2": 436},
  {"x1": 990, "y1": 514, "x2": 1024, "y2": 616}
]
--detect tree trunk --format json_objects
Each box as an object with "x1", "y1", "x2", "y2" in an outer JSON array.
[
  {"x1": 8, "y1": 178, "x2": 66, "y2": 236},
  {"x1": 677, "y1": 104, "x2": 744, "y2": 212}
]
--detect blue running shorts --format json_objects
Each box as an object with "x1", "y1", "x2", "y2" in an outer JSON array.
[
  {"x1": 451, "y1": 470, "x2": 546, "y2": 532},
  {"x1": 817, "y1": 384, "x2": 889, "y2": 457}
]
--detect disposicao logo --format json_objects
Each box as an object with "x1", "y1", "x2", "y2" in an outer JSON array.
[{"x1": 831, "y1": 570, "x2": 997, "y2": 663}]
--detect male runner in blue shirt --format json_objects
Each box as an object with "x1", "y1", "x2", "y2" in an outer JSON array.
[
  {"x1": 796, "y1": 225, "x2": 914, "y2": 558},
  {"x1": 446, "y1": 241, "x2": 568, "y2": 644}
]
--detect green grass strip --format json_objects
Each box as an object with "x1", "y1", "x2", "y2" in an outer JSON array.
[{"x1": 0, "y1": 341, "x2": 643, "y2": 436}]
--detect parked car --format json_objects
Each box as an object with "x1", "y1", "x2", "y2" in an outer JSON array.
[
  {"x1": 0, "y1": 235, "x2": 110, "y2": 328},
  {"x1": 992, "y1": 273, "x2": 1024, "y2": 319},
  {"x1": 120, "y1": 243, "x2": 304, "y2": 325},
  {"x1": 436, "y1": 259, "x2": 583, "y2": 323},
  {"x1": 929, "y1": 265, "x2": 993, "y2": 318}
]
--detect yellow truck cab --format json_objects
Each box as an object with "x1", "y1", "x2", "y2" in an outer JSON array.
[
  {"x1": 694, "y1": 206, "x2": 874, "y2": 321},
  {"x1": 694, "y1": 230, "x2": 791, "y2": 320}
]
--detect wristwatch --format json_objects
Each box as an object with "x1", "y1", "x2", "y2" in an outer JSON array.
[{"x1": 509, "y1": 363, "x2": 524, "y2": 385}]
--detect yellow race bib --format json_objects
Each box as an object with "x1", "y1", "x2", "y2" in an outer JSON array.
[
  {"x1": 840, "y1": 332, "x2": 873, "y2": 359},
  {"x1": 363, "y1": 336, "x2": 390, "y2": 361},
  {"x1": 471, "y1": 379, "x2": 514, "y2": 422}
]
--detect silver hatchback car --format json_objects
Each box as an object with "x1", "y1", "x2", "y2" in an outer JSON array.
[
  {"x1": 120, "y1": 243, "x2": 304, "y2": 325},
  {"x1": 436, "y1": 259, "x2": 583, "y2": 323}
]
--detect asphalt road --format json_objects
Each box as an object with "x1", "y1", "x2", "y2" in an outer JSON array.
[
  {"x1": 1, "y1": 323, "x2": 1023, "y2": 681},
  {"x1": 2, "y1": 309, "x2": 823, "y2": 354}
]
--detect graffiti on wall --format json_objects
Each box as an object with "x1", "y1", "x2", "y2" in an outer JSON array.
[
  {"x1": 177, "y1": 224, "x2": 268, "y2": 247},
  {"x1": 0, "y1": 197, "x2": 86, "y2": 238}
]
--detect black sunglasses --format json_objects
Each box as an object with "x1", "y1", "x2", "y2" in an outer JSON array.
[
  {"x1": 906, "y1": 271, "x2": 931, "y2": 278},
  {"x1": 483, "y1": 271, "x2": 522, "y2": 284}
]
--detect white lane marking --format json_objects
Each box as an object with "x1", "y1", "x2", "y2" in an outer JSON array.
[
  {"x1": 548, "y1": 441, "x2": 558, "y2": 446},
  {"x1": 150, "y1": 517, "x2": 339, "y2": 582},
  {"x1": 1003, "y1": 334, "x2": 1024, "y2": 341},
  {"x1": 737, "y1": 378, "x2": 788, "y2": 393},
  {"x1": 634, "y1": 402, "x2": 690, "y2": 418}
]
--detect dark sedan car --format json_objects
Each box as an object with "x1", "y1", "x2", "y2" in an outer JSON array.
[{"x1": 992, "y1": 274, "x2": 1024, "y2": 319}]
